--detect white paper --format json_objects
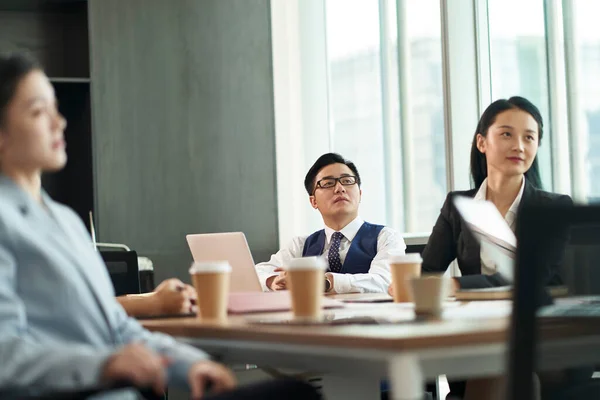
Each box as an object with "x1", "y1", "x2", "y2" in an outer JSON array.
[
  {"x1": 453, "y1": 196, "x2": 517, "y2": 282},
  {"x1": 453, "y1": 196, "x2": 517, "y2": 248}
]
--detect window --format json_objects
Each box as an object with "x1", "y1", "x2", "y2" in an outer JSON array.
[
  {"x1": 325, "y1": 0, "x2": 387, "y2": 226},
  {"x1": 487, "y1": 0, "x2": 553, "y2": 189},
  {"x1": 569, "y1": 0, "x2": 600, "y2": 201},
  {"x1": 399, "y1": 0, "x2": 446, "y2": 232},
  {"x1": 271, "y1": 0, "x2": 594, "y2": 243},
  {"x1": 272, "y1": 0, "x2": 446, "y2": 243},
  {"x1": 325, "y1": 0, "x2": 445, "y2": 233}
]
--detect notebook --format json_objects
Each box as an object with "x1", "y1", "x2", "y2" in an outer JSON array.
[
  {"x1": 455, "y1": 286, "x2": 513, "y2": 301},
  {"x1": 328, "y1": 292, "x2": 393, "y2": 303},
  {"x1": 456, "y1": 285, "x2": 569, "y2": 301}
]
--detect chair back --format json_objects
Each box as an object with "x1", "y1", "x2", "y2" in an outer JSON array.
[{"x1": 101, "y1": 250, "x2": 141, "y2": 296}]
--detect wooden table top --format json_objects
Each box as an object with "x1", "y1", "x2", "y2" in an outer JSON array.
[{"x1": 141, "y1": 298, "x2": 600, "y2": 351}]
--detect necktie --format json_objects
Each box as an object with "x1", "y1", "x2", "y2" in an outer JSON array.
[{"x1": 327, "y1": 232, "x2": 344, "y2": 273}]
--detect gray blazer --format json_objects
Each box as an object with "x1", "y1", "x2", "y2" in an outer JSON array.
[{"x1": 0, "y1": 175, "x2": 207, "y2": 397}]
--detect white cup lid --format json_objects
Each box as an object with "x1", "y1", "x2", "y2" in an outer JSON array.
[
  {"x1": 286, "y1": 256, "x2": 327, "y2": 271},
  {"x1": 388, "y1": 252, "x2": 422, "y2": 264},
  {"x1": 189, "y1": 261, "x2": 232, "y2": 274}
]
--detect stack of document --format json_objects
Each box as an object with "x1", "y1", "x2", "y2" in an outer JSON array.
[{"x1": 453, "y1": 196, "x2": 517, "y2": 283}]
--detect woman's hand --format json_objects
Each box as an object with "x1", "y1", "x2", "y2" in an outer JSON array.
[{"x1": 152, "y1": 278, "x2": 197, "y2": 314}]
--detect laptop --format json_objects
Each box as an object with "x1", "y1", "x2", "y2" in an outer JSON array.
[
  {"x1": 186, "y1": 232, "x2": 343, "y2": 313},
  {"x1": 186, "y1": 232, "x2": 262, "y2": 293}
]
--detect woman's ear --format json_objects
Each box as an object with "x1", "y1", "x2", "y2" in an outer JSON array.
[{"x1": 476, "y1": 133, "x2": 486, "y2": 154}]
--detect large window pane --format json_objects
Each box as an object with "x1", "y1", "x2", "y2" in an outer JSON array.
[
  {"x1": 326, "y1": 0, "x2": 387, "y2": 225},
  {"x1": 571, "y1": 1, "x2": 600, "y2": 201},
  {"x1": 488, "y1": 0, "x2": 553, "y2": 189},
  {"x1": 325, "y1": 0, "x2": 445, "y2": 232},
  {"x1": 400, "y1": 0, "x2": 446, "y2": 232}
]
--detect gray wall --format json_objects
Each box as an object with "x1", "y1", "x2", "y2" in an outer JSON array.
[{"x1": 88, "y1": 0, "x2": 278, "y2": 285}]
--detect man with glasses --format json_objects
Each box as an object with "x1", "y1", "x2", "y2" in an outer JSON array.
[{"x1": 256, "y1": 153, "x2": 406, "y2": 294}]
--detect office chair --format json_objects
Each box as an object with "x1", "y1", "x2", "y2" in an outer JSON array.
[
  {"x1": 100, "y1": 250, "x2": 141, "y2": 296},
  {"x1": 99, "y1": 249, "x2": 169, "y2": 399},
  {"x1": 406, "y1": 243, "x2": 427, "y2": 255},
  {"x1": 90, "y1": 214, "x2": 150, "y2": 295},
  {"x1": 508, "y1": 203, "x2": 600, "y2": 400},
  {"x1": 97, "y1": 242, "x2": 155, "y2": 293}
]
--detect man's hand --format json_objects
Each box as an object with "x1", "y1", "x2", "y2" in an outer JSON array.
[
  {"x1": 153, "y1": 278, "x2": 197, "y2": 314},
  {"x1": 101, "y1": 343, "x2": 169, "y2": 395},
  {"x1": 188, "y1": 360, "x2": 237, "y2": 399},
  {"x1": 387, "y1": 284, "x2": 394, "y2": 297},
  {"x1": 325, "y1": 272, "x2": 335, "y2": 294},
  {"x1": 266, "y1": 268, "x2": 287, "y2": 291}
]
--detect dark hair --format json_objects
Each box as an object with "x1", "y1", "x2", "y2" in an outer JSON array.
[
  {"x1": 304, "y1": 153, "x2": 361, "y2": 195},
  {"x1": 470, "y1": 96, "x2": 544, "y2": 190},
  {"x1": 0, "y1": 52, "x2": 41, "y2": 127}
]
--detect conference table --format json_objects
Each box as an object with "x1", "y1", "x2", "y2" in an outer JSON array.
[{"x1": 141, "y1": 294, "x2": 600, "y2": 399}]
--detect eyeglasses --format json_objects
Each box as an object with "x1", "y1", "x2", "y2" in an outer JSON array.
[{"x1": 313, "y1": 175, "x2": 359, "y2": 195}]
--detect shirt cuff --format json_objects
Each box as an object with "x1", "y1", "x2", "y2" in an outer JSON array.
[
  {"x1": 259, "y1": 274, "x2": 278, "y2": 292},
  {"x1": 331, "y1": 273, "x2": 352, "y2": 294},
  {"x1": 65, "y1": 349, "x2": 114, "y2": 390},
  {"x1": 164, "y1": 342, "x2": 210, "y2": 389}
]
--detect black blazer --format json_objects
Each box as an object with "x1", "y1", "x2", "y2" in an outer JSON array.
[{"x1": 422, "y1": 179, "x2": 573, "y2": 289}]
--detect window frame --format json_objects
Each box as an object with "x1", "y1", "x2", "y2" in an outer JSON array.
[{"x1": 270, "y1": 0, "x2": 577, "y2": 247}]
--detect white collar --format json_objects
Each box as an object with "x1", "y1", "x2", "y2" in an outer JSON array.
[
  {"x1": 474, "y1": 177, "x2": 525, "y2": 215},
  {"x1": 324, "y1": 216, "x2": 364, "y2": 244}
]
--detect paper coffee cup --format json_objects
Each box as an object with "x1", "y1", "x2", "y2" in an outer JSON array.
[
  {"x1": 286, "y1": 257, "x2": 327, "y2": 319},
  {"x1": 408, "y1": 275, "x2": 451, "y2": 317},
  {"x1": 189, "y1": 261, "x2": 231, "y2": 320},
  {"x1": 389, "y1": 252, "x2": 422, "y2": 303}
]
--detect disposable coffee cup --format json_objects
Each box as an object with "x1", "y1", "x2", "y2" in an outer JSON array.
[
  {"x1": 389, "y1": 252, "x2": 422, "y2": 303},
  {"x1": 189, "y1": 261, "x2": 231, "y2": 320},
  {"x1": 286, "y1": 257, "x2": 327, "y2": 320},
  {"x1": 408, "y1": 275, "x2": 451, "y2": 317}
]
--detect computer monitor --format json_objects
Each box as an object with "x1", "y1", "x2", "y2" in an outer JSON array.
[{"x1": 508, "y1": 203, "x2": 600, "y2": 400}]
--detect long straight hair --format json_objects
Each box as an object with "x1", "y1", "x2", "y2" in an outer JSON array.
[{"x1": 470, "y1": 96, "x2": 544, "y2": 190}]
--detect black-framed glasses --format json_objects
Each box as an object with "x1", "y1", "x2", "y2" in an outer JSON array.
[{"x1": 313, "y1": 175, "x2": 359, "y2": 194}]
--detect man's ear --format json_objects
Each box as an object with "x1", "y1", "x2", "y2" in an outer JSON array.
[{"x1": 309, "y1": 195, "x2": 318, "y2": 210}]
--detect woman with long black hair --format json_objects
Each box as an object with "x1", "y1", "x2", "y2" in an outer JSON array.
[{"x1": 421, "y1": 96, "x2": 571, "y2": 291}]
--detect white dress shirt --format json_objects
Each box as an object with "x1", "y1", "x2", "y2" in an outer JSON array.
[
  {"x1": 255, "y1": 216, "x2": 406, "y2": 293},
  {"x1": 474, "y1": 177, "x2": 525, "y2": 275}
]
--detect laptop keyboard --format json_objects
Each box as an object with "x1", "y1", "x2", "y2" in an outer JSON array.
[{"x1": 539, "y1": 303, "x2": 600, "y2": 318}]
